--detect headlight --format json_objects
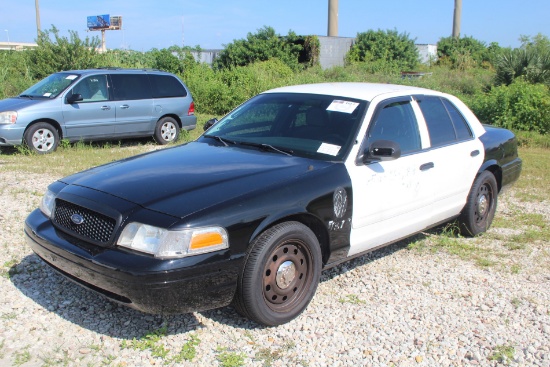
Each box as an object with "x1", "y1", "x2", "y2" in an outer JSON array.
[
  {"x1": 0, "y1": 111, "x2": 17, "y2": 124},
  {"x1": 117, "y1": 222, "x2": 229, "y2": 259},
  {"x1": 40, "y1": 189, "x2": 56, "y2": 218}
]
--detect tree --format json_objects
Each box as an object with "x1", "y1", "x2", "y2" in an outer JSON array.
[
  {"x1": 346, "y1": 29, "x2": 419, "y2": 71},
  {"x1": 213, "y1": 26, "x2": 303, "y2": 71},
  {"x1": 27, "y1": 26, "x2": 101, "y2": 79}
]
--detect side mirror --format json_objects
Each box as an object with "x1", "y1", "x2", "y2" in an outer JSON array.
[
  {"x1": 67, "y1": 93, "x2": 83, "y2": 104},
  {"x1": 362, "y1": 140, "x2": 401, "y2": 163},
  {"x1": 203, "y1": 118, "x2": 218, "y2": 131}
]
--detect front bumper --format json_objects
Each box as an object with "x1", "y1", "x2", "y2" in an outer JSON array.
[
  {"x1": 0, "y1": 124, "x2": 25, "y2": 146},
  {"x1": 25, "y1": 209, "x2": 243, "y2": 314}
]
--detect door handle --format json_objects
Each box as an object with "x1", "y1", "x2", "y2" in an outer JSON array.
[
  {"x1": 101, "y1": 106, "x2": 111, "y2": 110},
  {"x1": 120, "y1": 104, "x2": 130, "y2": 109},
  {"x1": 419, "y1": 162, "x2": 434, "y2": 171},
  {"x1": 471, "y1": 150, "x2": 480, "y2": 157}
]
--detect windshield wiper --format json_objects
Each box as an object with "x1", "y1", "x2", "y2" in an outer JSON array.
[
  {"x1": 239, "y1": 141, "x2": 293, "y2": 156},
  {"x1": 18, "y1": 94, "x2": 34, "y2": 99},
  {"x1": 203, "y1": 134, "x2": 234, "y2": 147}
]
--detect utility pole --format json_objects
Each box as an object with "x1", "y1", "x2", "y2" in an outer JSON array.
[
  {"x1": 35, "y1": 0, "x2": 41, "y2": 37},
  {"x1": 452, "y1": 0, "x2": 462, "y2": 39},
  {"x1": 328, "y1": 0, "x2": 338, "y2": 37}
]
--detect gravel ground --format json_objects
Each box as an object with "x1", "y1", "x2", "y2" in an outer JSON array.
[{"x1": 0, "y1": 169, "x2": 549, "y2": 367}]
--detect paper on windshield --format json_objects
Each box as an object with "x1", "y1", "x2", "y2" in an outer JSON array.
[{"x1": 327, "y1": 100, "x2": 359, "y2": 114}]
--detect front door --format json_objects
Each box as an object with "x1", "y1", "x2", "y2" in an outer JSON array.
[
  {"x1": 62, "y1": 74, "x2": 116, "y2": 140},
  {"x1": 347, "y1": 98, "x2": 434, "y2": 256}
]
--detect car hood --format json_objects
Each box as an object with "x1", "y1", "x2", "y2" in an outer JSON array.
[
  {"x1": 60, "y1": 142, "x2": 333, "y2": 218},
  {"x1": 0, "y1": 97, "x2": 46, "y2": 111}
]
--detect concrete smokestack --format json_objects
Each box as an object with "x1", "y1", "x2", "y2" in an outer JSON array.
[
  {"x1": 452, "y1": 0, "x2": 462, "y2": 39},
  {"x1": 328, "y1": 0, "x2": 338, "y2": 37}
]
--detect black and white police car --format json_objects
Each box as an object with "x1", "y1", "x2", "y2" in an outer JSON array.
[{"x1": 25, "y1": 83, "x2": 522, "y2": 326}]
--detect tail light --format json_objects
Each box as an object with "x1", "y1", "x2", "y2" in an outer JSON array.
[{"x1": 188, "y1": 102, "x2": 195, "y2": 116}]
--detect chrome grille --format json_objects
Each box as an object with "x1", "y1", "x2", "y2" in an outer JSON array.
[{"x1": 53, "y1": 199, "x2": 116, "y2": 245}]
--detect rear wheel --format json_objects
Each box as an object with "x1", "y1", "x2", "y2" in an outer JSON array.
[
  {"x1": 233, "y1": 222, "x2": 322, "y2": 326},
  {"x1": 459, "y1": 171, "x2": 498, "y2": 236},
  {"x1": 24, "y1": 122, "x2": 59, "y2": 154},
  {"x1": 154, "y1": 117, "x2": 180, "y2": 144}
]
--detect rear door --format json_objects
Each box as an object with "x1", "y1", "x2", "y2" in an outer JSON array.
[
  {"x1": 61, "y1": 74, "x2": 116, "y2": 140},
  {"x1": 414, "y1": 95, "x2": 484, "y2": 223},
  {"x1": 110, "y1": 73, "x2": 155, "y2": 135}
]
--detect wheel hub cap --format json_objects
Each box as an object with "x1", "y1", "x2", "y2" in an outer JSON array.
[
  {"x1": 276, "y1": 261, "x2": 296, "y2": 289},
  {"x1": 478, "y1": 194, "x2": 488, "y2": 216}
]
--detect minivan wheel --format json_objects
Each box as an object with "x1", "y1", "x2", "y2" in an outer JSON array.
[
  {"x1": 24, "y1": 122, "x2": 59, "y2": 154},
  {"x1": 154, "y1": 117, "x2": 180, "y2": 144}
]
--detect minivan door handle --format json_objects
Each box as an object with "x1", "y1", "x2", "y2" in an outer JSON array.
[
  {"x1": 120, "y1": 104, "x2": 130, "y2": 109},
  {"x1": 101, "y1": 105, "x2": 111, "y2": 110}
]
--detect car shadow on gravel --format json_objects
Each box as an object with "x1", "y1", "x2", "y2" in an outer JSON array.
[{"x1": 10, "y1": 236, "x2": 422, "y2": 336}]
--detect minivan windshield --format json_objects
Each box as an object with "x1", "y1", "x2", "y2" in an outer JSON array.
[
  {"x1": 19, "y1": 72, "x2": 80, "y2": 99},
  {"x1": 201, "y1": 93, "x2": 367, "y2": 161}
]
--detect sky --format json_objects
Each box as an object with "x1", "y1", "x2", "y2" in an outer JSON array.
[{"x1": 1, "y1": 0, "x2": 549, "y2": 52}]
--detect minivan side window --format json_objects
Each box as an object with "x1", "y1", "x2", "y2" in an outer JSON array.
[
  {"x1": 149, "y1": 75, "x2": 187, "y2": 98},
  {"x1": 72, "y1": 75, "x2": 109, "y2": 102},
  {"x1": 111, "y1": 74, "x2": 152, "y2": 101}
]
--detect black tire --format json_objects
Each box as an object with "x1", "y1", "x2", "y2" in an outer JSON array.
[
  {"x1": 154, "y1": 117, "x2": 180, "y2": 144},
  {"x1": 24, "y1": 122, "x2": 59, "y2": 154},
  {"x1": 233, "y1": 221, "x2": 322, "y2": 326},
  {"x1": 458, "y1": 171, "x2": 498, "y2": 237}
]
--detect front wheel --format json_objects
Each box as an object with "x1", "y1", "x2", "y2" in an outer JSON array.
[
  {"x1": 233, "y1": 222, "x2": 322, "y2": 326},
  {"x1": 24, "y1": 122, "x2": 59, "y2": 154},
  {"x1": 458, "y1": 171, "x2": 498, "y2": 237},
  {"x1": 154, "y1": 117, "x2": 180, "y2": 144}
]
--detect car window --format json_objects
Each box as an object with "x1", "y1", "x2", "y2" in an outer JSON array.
[
  {"x1": 111, "y1": 74, "x2": 152, "y2": 100},
  {"x1": 204, "y1": 93, "x2": 367, "y2": 161},
  {"x1": 417, "y1": 96, "x2": 459, "y2": 147},
  {"x1": 71, "y1": 75, "x2": 109, "y2": 102},
  {"x1": 21, "y1": 72, "x2": 79, "y2": 99},
  {"x1": 149, "y1": 74, "x2": 187, "y2": 98},
  {"x1": 442, "y1": 98, "x2": 473, "y2": 140},
  {"x1": 367, "y1": 100, "x2": 421, "y2": 154}
]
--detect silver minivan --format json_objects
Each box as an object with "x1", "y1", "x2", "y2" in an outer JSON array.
[{"x1": 0, "y1": 68, "x2": 197, "y2": 153}]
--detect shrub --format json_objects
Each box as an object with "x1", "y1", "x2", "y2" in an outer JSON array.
[
  {"x1": 495, "y1": 47, "x2": 550, "y2": 87},
  {"x1": 437, "y1": 36, "x2": 492, "y2": 69},
  {"x1": 213, "y1": 26, "x2": 303, "y2": 71},
  {"x1": 469, "y1": 79, "x2": 550, "y2": 134},
  {"x1": 26, "y1": 26, "x2": 102, "y2": 79},
  {"x1": 346, "y1": 29, "x2": 419, "y2": 71}
]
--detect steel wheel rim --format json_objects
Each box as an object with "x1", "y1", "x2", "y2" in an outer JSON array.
[
  {"x1": 161, "y1": 122, "x2": 177, "y2": 141},
  {"x1": 263, "y1": 240, "x2": 312, "y2": 312},
  {"x1": 475, "y1": 183, "x2": 492, "y2": 223},
  {"x1": 32, "y1": 128, "x2": 55, "y2": 152}
]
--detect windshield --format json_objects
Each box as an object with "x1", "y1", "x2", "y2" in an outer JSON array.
[
  {"x1": 201, "y1": 93, "x2": 367, "y2": 161},
  {"x1": 19, "y1": 72, "x2": 80, "y2": 99}
]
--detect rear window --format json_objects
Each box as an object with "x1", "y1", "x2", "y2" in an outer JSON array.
[{"x1": 149, "y1": 74, "x2": 188, "y2": 98}]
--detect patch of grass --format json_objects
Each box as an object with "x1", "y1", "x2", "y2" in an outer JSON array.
[
  {"x1": 338, "y1": 294, "x2": 366, "y2": 305},
  {"x1": 1, "y1": 258, "x2": 19, "y2": 279},
  {"x1": 514, "y1": 147, "x2": 550, "y2": 202},
  {"x1": 216, "y1": 347, "x2": 246, "y2": 367},
  {"x1": 121, "y1": 327, "x2": 169, "y2": 360},
  {"x1": 488, "y1": 344, "x2": 515, "y2": 363},
  {"x1": 13, "y1": 346, "x2": 31, "y2": 366},
  {"x1": 172, "y1": 334, "x2": 201, "y2": 363}
]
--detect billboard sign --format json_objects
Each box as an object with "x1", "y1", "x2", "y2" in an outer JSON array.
[{"x1": 87, "y1": 15, "x2": 111, "y2": 30}]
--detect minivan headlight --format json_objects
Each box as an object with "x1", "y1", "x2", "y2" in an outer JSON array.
[
  {"x1": 0, "y1": 111, "x2": 17, "y2": 124},
  {"x1": 117, "y1": 223, "x2": 229, "y2": 259},
  {"x1": 40, "y1": 189, "x2": 56, "y2": 218}
]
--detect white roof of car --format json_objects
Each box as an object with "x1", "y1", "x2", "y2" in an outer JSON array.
[{"x1": 264, "y1": 82, "x2": 443, "y2": 102}]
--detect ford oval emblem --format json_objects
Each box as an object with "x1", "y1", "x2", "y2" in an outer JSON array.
[{"x1": 71, "y1": 213, "x2": 85, "y2": 225}]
